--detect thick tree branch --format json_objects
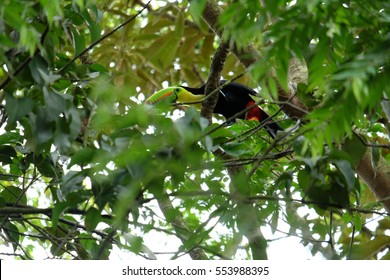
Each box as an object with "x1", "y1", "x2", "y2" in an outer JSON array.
[{"x1": 201, "y1": 42, "x2": 229, "y2": 122}]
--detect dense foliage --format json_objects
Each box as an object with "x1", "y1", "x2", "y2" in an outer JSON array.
[{"x1": 0, "y1": 0, "x2": 389, "y2": 259}]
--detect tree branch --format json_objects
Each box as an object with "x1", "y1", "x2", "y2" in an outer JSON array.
[{"x1": 201, "y1": 42, "x2": 229, "y2": 122}]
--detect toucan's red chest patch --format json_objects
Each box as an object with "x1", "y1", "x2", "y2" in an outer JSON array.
[{"x1": 245, "y1": 101, "x2": 268, "y2": 121}]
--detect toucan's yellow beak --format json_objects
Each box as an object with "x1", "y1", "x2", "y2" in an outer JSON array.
[
  {"x1": 145, "y1": 87, "x2": 179, "y2": 105},
  {"x1": 145, "y1": 87, "x2": 203, "y2": 108}
]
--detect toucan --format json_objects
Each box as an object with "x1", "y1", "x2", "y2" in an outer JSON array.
[{"x1": 145, "y1": 81, "x2": 283, "y2": 138}]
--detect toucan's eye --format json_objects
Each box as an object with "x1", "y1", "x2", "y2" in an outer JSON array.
[{"x1": 173, "y1": 88, "x2": 180, "y2": 101}]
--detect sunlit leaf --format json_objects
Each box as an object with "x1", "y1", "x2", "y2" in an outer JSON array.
[
  {"x1": 350, "y1": 236, "x2": 390, "y2": 260},
  {"x1": 189, "y1": 0, "x2": 207, "y2": 24}
]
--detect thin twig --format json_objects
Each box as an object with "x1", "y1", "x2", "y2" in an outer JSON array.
[{"x1": 353, "y1": 130, "x2": 390, "y2": 149}]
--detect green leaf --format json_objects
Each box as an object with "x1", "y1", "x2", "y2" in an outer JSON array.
[
  {"x1": 61, "y1": 171, "x2": 87, "y2": 196},
  {"x1": 50, "y1": 243, "x2": 66, "y2": 256},
  {"x1": 79, "y1": 8, "x2": 101, "y2": 42},
  {"x1": 122, "y1": 233, "x2": 156, "y2": 259},
  {"x1": 353, "y1": 214, "x2": 362, "y2": 232},
  {"x1": 3, "y1": 221, "x2": 20, "y2": 251},
  {"x1": 51, "y1": 202, "x2": 69, "y2": 228},
  {"x1": 65, "y1": 10, "x2": 84, "y2": 25},
  {"x1": 350, "y1": 236, "x2": 390, "y2": 260},
  {"x1": 175, "y1": 12, "x2": 184, "y2": 38},
  {"x1": 20, "y1": 25, "x2": 40, "y2": 56},
  {"x1": 85, "y1": 207, "x2": 101, "y2": 231},
  {"x1": 0, "y1": 196, "x2": 6, "y2": 208},
  {"x1": 207, "y1": 123, "x2": 235, "y2": 139},
  {"x1": 34, "y1": 154, "x2": 61, "y2": 178},
  {"x1": 69, "y1": 147, "x2": 96, "y2": 167},
  {"x1": 43, "y1": 87, "x2": 67, "y2": 121},
  {"x1": 0, "y1": 145, "x2": 17, "y2": 164},
  {"x1": 70, "y1": 25, "x2": 86, "y2": 56},
  {"x1": 29, "y1": 55, "x2": 49, "y2": 85},
  {"x1": 3, "y1": 2, "x2": 25, "y2": 28},
  {"x1": 334, "y1": 160, "x2": 355, "y2": 191},
  {"x1": 123, "y1": 233, "x2": 143, "y2": 254},
  {"x1": 65, "y1": 105, "x2": 82, "y2": 140},
  {"x1": 144, "y1": 32, "x2": 180, "y2": 71},
  {"x1": 201, "y1": 135, "x2": 213, "y2": 153},
  {"x1": 91, "y1": 174, "x2": 116, "y2": 210},
  {"x1": 0, "y1": 132, "x2": 22, "y2": 146},
  {"x1": 4, "y1": 94, "x2": 34, "y2": 125},
  {"x1": 28, "y1": 111, "x2": 55, "y2": 151},
  {"x1": 0, "y1": 186, "x2": 27, "y2": 205},
  {"x1": 221, "y1": 142, "x2": 249, "y2": 157},
  {"x1": 274, "y1": 52, "x2": 289, "y2": 91},
  {"x1": 189, "y1": 0, "x2": 207, "y2": 25},
  {"x1": 39, "y1": 0, "x2": 62, "y2": 24},
  {"x1": 297, "y1": 169, "x2": 310, "y2": 192}
]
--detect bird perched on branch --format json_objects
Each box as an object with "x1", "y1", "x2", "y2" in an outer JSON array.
[{"x1": 145, "y1": 80, "x2": 283, "y2": 138}]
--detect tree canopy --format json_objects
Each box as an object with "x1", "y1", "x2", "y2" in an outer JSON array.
[{"x1": 0, "y1": 0, "x2": 389, "y2": 260}]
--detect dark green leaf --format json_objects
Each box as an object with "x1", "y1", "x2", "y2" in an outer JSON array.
[
  {"x1": 297, "y1": 170, "x2": 310, "y2": 192},
  {"x1": 0, "y1": 145, "x2": 17, "y2": 164},
  {"x1": 350, "y1": 236, "x2": 390, "y2": 260},
  {"x1": 0, "y1": 132, "x2": 22, "y2": 146},
  {"x1": 70, "y1": 25, "x2": 86, "y2": 56},
  {"x1": 0, "y1": 186, "x2": 27, "y2": 205},
  {"x1": 69, "y1": 147, "x2": 96, "y2": 167},
  {"x1": 35, "y1": 154, "x2": 61, "y2": 178},
  {"x1": 80, "y1": 10, "x2": 101, "y2": 42},
  {"x1": 51, "y1": 202, "x2": 70, "y2": 228},
  {"x1": 3, "y1": 221, "x2": 20, "y2": 251},
  {"x1": 221, "y1": 142, "x2": 249, "y2": 157},
  {"x1": 334, "y1": 160, "x2": 355, "y2": 191},
  {"x1": 43, "y1": 87, "x2": 67, "y2": 121},
  {"x1": 62, "y1": 171, "x2": 87, "y2": 196},
  {"x1": 4, "y1": 94, "x2": 34, "y2": 125},
  {"x1": 85, "y1": 207, "x2": 101, "y2": 232}
]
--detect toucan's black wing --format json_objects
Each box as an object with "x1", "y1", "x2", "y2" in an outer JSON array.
[
  {"x1": 213, "y1": 81, "x2": 256, "y2": 120},
  {"x1": 218, "y1": 81, "x2": 283, "y2": 138}
]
